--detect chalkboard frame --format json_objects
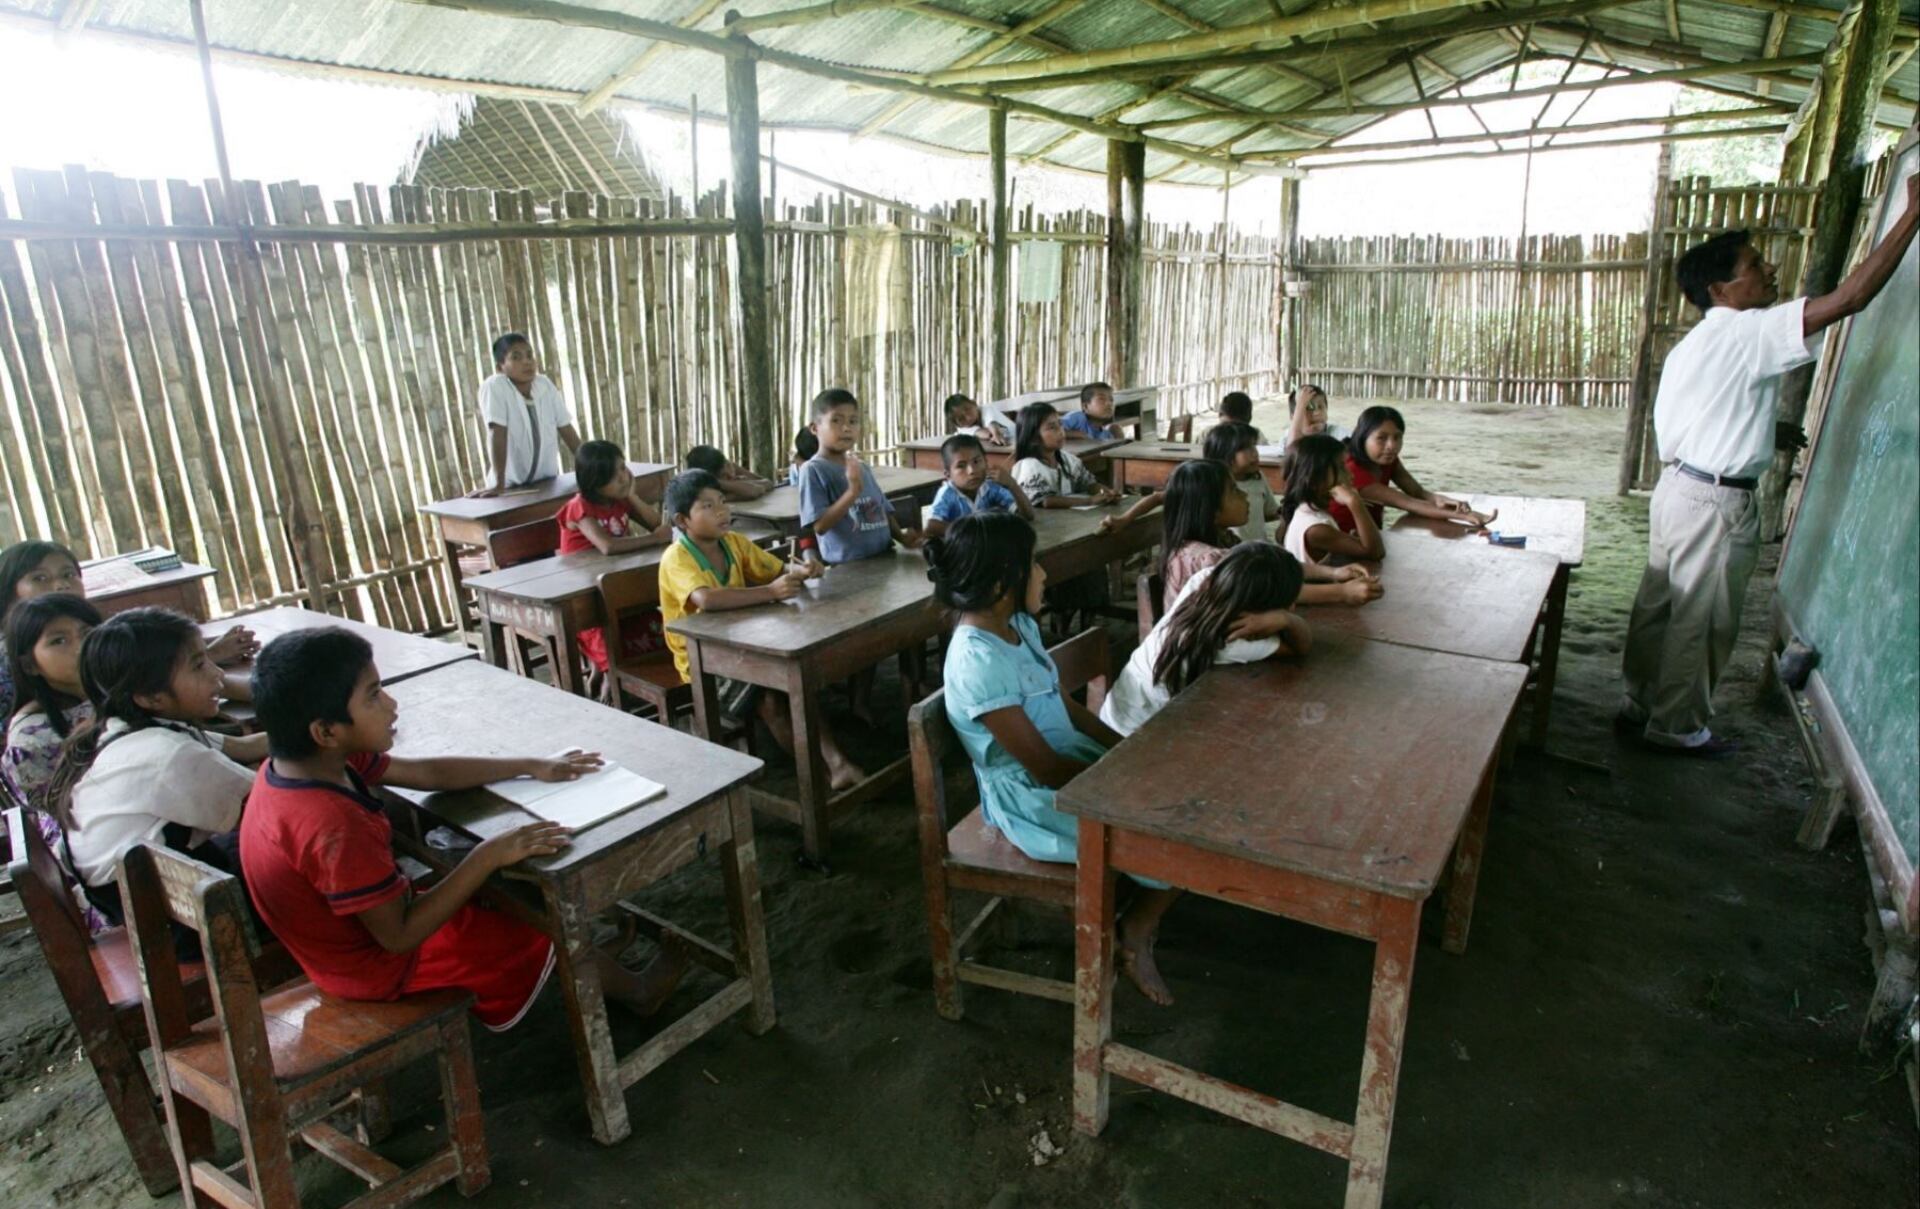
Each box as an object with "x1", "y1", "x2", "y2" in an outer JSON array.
[{"x1": 1775, "y1": 127, "x2": 1919, "y2": 936}]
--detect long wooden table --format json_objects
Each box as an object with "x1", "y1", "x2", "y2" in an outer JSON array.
[
  {"x1": 1104, "y1": 438, "x2": 1286, "y2": 493},
  {"x1": 1059, "y1": 634, "x2": 1527, "y2": 1209},
  {"x1": 204, "y1": 606, "x2": 475, "y2": 685},
  {"x1": 419, "y1": 463, "x2": 673, "y2": 639},
  {"x1": 1390, "y1": 494, "x2": 1587, "y2": 747},
  {"x1": 897, "y1": 435, "x2": 1127, "y2": 475},
  {"x1": 730, "y1": 464, "x2": 942, "y2": 536},
  {"x1": 385, "y1": 659, "x2": 772, "y2": 1146},
  {"x1": 462, "y1": 519, "x2": 780, "y2": 696},
  {"x1": 668, "y1": 501, "x2": 1153, "y2": 864}
]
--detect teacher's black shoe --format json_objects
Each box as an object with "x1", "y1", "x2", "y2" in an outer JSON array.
[{"x1": 1658, "y1": 734, "x2": 1740, "y2": 760}]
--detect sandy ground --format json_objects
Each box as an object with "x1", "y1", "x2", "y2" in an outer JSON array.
[{"x1": 2, "y1": 397, "x2": 1913, "y2": 1208}]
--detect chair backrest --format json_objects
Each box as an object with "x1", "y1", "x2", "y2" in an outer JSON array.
[
  {"x1": 598, "y1": 565, "x2": 662, "y2": 662},
  {"x1": 907, "y1": 629, "x2": 1111, "y2": 861},
  {"x1": 488, "y1": 518, "x2": 562, "y2": 569},
  {"x1": 1135, "y1": 572, "x2": 1164, "y2": 638},
  {"x1": 7, "y1": 805, "x2": 93, "y2": 970},
  {"x1": 120, "y1": 845, "x2": 268, "y2": 1076},
  {"x1": 1166, "y1": 414, "x2": 1194, "y2": 443}
]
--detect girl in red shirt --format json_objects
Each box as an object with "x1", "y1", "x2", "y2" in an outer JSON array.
[
  {"x1": 557, "y1": 440, "x2": 671, "y2": 672},
  {"x1": 1327, "y1": 406, "x2": 1497, "y2": 534}
]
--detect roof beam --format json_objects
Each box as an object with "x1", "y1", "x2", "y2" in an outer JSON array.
[
  {"x1": 1295, "y1": 120, "x2": 1791, "y2": 169},
  {"x1": 1757, "y1": 12, "x2": 1788, "y2": 98},
  {"x1": 1711, "y1": 0, "x2": 1916, "y2": 41},
  {"x1": 1252, "y1": 103, "x2": 1785, "y2": 160},
  {"x1": 727, "y1": 0, "x2": 921, "y2": 35},
  {"x1": 578, "y1": 0, "x2": 726, "y2": 113},
  {"x1": 854, "y1": 0, "x2": 1086, "y2": 138},
  {"x1": 1131, "y1": 0, "x2": 1333, "y2": 90},
  {"x1": 923, "y1": 0, "x2": 1489, "y2": 87},
  {"x1": 1134, "y1": 51, "x2": 1821, "y2": 129}
]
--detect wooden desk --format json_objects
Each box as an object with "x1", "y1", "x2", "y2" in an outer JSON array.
[
  {"x1": 418, "y1": 463, "x2": 673, "y2": 638},
  {"x1": 1390, "y1": 494, "x2": 1587, "y2": 747},
  {"x1": 897, "y1": 435, "x2": 1127, "y2": 475},
  {"x1": 463, "y1": 519, "x2": 780, "y2": 696},
  {"x1": 1059, "y1": 634, "x2": 1527, "y2": 1209},
  {"x1": 730, "y1": 465, "x2": 942, "y2": 536},
  {"x1": 204, "y1": 606, "x2": 475, "y2": 685},
  {"x1": 1303, "y1": 526, "x2": 1559, "y2": 666},
  {"x1": 385, "y1": 660, "x2": 771, "y2": 1146},
  {"x1": 83, "y1": 557, "x2": 217, "y2": 621},
  {"x1": 1104, "y1": 439, "x2": 1286, "y2": 493},
  {"x1": 991, "y1": 386, "x2": 1157, "y2": 441},
  {"x1": 1027, "y1": 504, "x2": 1159, "y2": 584}
]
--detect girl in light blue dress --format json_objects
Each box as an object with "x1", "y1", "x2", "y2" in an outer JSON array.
[{"x1": 926, "y1": 512, "x2": 1183, "y2": 1006}]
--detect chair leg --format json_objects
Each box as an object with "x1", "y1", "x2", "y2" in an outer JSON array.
[
  {"x1": 157, "y1": 1084, "x2": 218, "y2": 1206},
  {"x1": 439, "y1": 1018, "x2": 491, "y2": 1196},
  {"x1": 354, "y1": 1078, "x2": 393, "y2": 1145},
  {"x1": 924, "y1": 871, "x2": 964, "y2": 1022}
]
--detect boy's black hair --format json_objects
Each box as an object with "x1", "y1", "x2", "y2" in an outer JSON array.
[
  {"x1": 1151, "y1": 543, "x2": 1304, "y2": 694},
  {"x1": 1219, "y1": 391, "x2": 1253, "y2": 423},
  {"x1": 252, "y1": 628, "x2": 375, "y2": 760},
  {"x1": 943, "y1": 393, "x2": 976, "y2": 423},
  {"x1": 664, "y1": 469, "x2": 723, "y2": 525},
  {"x1": 1288, "y1": 383, "x2": 1327, "y2": 415},
  {"x1": 3, "y1": 593, "x2": 102, "y2": 746},
  {"x1": 1279, "y1": 433, "x2": 1348, "y2": 530},
  {"x1": 941, "y1": 433, "x2": 986, "y2": 469},
  {"x1": 1347, "y1": 405, "x2": 1406, "y2": 473},
  {"x1": 0, "y1": 539, "x2": 81, "y2": 611},
  {"x1": 793, "y1": 427, "x2": 820, "y2": 461},
  {"x1": 1080, "y1": 381, "x2": 1114, "y2": 405},
  {"x1": 1202, "y1": 421, "x2": 1258, "y2": 465},
  {"x1": 1013, "y1": 401, "x2": 1060, "y2": 464},
  {"x1": 923, "y1": 512, "x2": 1037, "y2": 613},
  {"x1": 491, "y1": 331, "x2": 530, "y2": 366},
  {"x1": 1676, "y1": 229, "x2": 1752, "y2": 311},
  {"x1": 1159, "y1": 459, "x2": 1233, "y2": 581},
  {"x1": 574, "y1": 439, "x2": 626, "y2": 503},
  {"x1": 812, "y1": 387, "x2": 860, "y2": 418},
  {"x1": 685, "y1": 445, "x2": 728, "y2": 474}
]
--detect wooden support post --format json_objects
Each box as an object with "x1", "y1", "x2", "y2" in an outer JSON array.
[
  {"x1": 989, "y1": 105, "x2": 1010, "y2": 400},
  {"x1": 1618, "y1": 142, "x2": 1673, "y2": 495},
  {"x1": 726, "y1": 38, "x2": 777, "y2": 479},
  {"x1": 1105, "y1": 139, "x2": 1145, "y2": 386},
  {"x1": 1277, "y1": 176, "x2": 1300, "y2": 392},
  {"x1": 188, "y1": 0, "x2": 333, "y2": 609},
  {"x1": 1765, "y1": 0, "x2": 1899, "y2": 537},
  {"x1": 1210, "y1": 171, "x2": 1231, "y2": 401}
]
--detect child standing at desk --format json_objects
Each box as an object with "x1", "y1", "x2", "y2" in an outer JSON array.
[
  {"x1": 1328, "y1": 406, "x2": 1495, "y2": 533},
  {"x1": 1061, "y1": 381, "x2": 1125, "y2": 441},
  {"x1": 686, "y1": 445, "x2": 773, "y2": 501},
  {"x1": 473, "y1": 332, "x2": 582, "y2": 498},
  {"x1": 926, "y1": 435, "x2": 1034, "y2": 539},
  {"x1": 241, "y1": 628, "x2": 683, "y2": 1029},
  {"x1": 657, "y1": 472, "x2": 864, "y2": 791},
  {"x1": 945, "y1": 393, "x2": 1012, "y2": 446},
  {"x1": 929, "y1": 512, "x2": 1181, "y2": 1005},
  {"x1": 799, "y1": 388, "x2": 923, "y2": 563}
]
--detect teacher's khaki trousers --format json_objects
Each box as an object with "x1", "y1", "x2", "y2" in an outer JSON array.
[{"x1": 1620, "y1": 469, "x2": 1760, "y2": 746}]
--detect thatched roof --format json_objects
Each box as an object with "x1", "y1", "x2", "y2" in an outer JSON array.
[
  {"x1": 403, "y1": 95, "x2": 663, "y2": 199},
  {"x1": 9, "y1": 1, "x2": 1916, "y2": 187}
]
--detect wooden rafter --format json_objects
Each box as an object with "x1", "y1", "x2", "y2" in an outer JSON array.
[
  {"x1": 578, "y1": 0, "x2": 726, "y2": 113},
  {"x1": 1254, "y1": 102, "x2": 1784, "y2": 160},
  {"x1": 1296, "y1": 120, "x2": 1790, "y2": 169},
  {"x1": 727, "y1": 0, "x2": 921, "y2": 36},
  {"x1": 855, "y1": 0, "x2": 1089, "y2": 139},
  {"x1": 1757, "y1": 13, "x2": 1789, "y2": 98}
]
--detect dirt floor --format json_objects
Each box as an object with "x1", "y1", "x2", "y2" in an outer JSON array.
[{"x1": 2, "y1": 397, "x2": 1914, "y2": 1208}]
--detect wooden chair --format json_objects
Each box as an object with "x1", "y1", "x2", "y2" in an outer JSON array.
[
  {"x1": 6, "y1": 807, "x2": 198, "y2": 1195},
  {"x1": 599, "y1": 565, "x2": 689, "y2": 726},
  {"x1": 1165, "y1": 413, "x2": 1194, "y2": 443},
  {"x1": 1135, "y1": 572, "x2": 1164, "y2": 639},
  {"x1": 119, "y1": 844, "x2": 489, "y2": 1208},
  {"x1": 907, "y1": 629, "x2": 1111, "y2": 1020},
  {"x1": 484, "y1": 518, "x2": 561, "y2": 569}
]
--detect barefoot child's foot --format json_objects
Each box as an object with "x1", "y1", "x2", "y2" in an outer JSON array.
[
  {"x1": 827, "y1": 755, "x2": 867, "y2": 793},
  {"x1": 1119, "y1": 936, "x2": 1175, "y2": 1007}
]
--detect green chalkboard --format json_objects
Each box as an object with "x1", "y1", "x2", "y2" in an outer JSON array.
[{"x1": 1778, "y1": 143, "x2": 1919, "y2": 869}]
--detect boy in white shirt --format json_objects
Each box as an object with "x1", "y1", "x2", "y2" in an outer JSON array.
[{"x1": 472, "y1": 332, "x2": 583, "y2": 496}]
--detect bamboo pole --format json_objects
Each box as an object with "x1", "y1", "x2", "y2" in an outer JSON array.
[
  {"x1": 1299, "y1": 123, "x2": 1790, "y2": 170},
  {"x1": 989, "y1": 105, "x2": 1010, "y2": 401},
  {"x1": 1105, "y1": 140, "x2": 1145, "y2": 387},
  {"x1": 727, "y1": 34, "x2": 778, "y2": 479},
  {"x1": 727, "y1": 0, "x2": 920, "y2": 35},
  {"x1": 1264, "y1": 105, "x2": 1785, "y2": 160}
]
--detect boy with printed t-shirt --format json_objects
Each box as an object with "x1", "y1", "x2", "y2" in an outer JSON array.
[
  {"x1": 239, "y1": 628, "x2": 686, "y2": 1029},
  {"x1": 797, "y1": 388, "x2": 922, "y2": 564},
  {"x1": 472, "y1": 332, "x2": 582, "y2": 497}
]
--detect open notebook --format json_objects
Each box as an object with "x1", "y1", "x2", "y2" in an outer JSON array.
[{"x1": 487, "y1": 764, "x2": 666, "y2": 830}]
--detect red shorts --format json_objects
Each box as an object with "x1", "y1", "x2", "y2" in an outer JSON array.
[
  {"x1": 401, "y1": 903, "x2": 556, "y2": 1031},
  {"x1": 577, "y1": 609, "x2": 666, "y2": 672}
]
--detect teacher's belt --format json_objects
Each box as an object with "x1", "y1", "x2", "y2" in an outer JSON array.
[{"x1": 1670, "y1": 462, "x2": 1757, "y2": 492}]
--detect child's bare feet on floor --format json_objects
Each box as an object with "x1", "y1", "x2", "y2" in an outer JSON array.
[
  {"x1": 1120, "y1": 939, "x2": 1174, "y2": 1006},
  {"x1": 827, "y1": 755, "x2": 866, "y2": 793}
]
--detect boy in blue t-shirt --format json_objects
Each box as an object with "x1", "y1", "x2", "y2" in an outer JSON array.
[
  {"x1": 798, "y1": 388, "x2": 922, "y2": 563},
  {"x1": 925, "y1": 434, "x2": 1034, "y2": 539},
  {"x1": 1060, "y1": 381, "x2": 1124, "y2": 440}
]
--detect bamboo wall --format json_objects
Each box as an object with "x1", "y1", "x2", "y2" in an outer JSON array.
[{"x1": 1295, "y1": 233, "x2": 1650, "y2": 408}]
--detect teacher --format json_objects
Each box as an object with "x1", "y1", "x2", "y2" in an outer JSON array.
[{"x1": 1619, "y1": 172, "x2": 1919, "y2": 757}]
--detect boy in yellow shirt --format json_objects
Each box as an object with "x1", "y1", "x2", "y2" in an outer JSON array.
[{"x1": 657, "y1": 470, "x2": 864, "y2": 791}]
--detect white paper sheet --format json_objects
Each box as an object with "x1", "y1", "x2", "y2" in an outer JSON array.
[
  {"x1": 1255, "y1": 444, "x2": 1287, "y2": 460},
  {"x1": 487, "y1": 764, "x2": 666, "y2": 830}
]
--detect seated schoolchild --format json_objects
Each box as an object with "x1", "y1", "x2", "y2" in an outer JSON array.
[
  {"x1": 1101, "y1": 543, "x2": 1310, "y2": 736},
  {"x1": 1282, "y1": 434, "x2": 1387, "y2": 565},
  {"x1": 1280, "y1": 383, "x2": 1346, "y2": 453},
  {"x1": 1060, "y1": 381, "x2": 1125, "y2": 441},
  {"x1": 785, "y1": 427, "x2": 819, "y2": 486},
  {"x1": 1328, "y1": 405, "x2": 1495, "y2": 534},
  {"x1": 1158, "y1": 460, "x2": 1249, "y2": 601},
  {"x1": 1217, "y1": 391, "x2": 1254, "y2": 426},
  {"x1": 944, "y1": 393, "x2": 1012, "y2": 446},
  {"x1": 925, "y1": 434, "x2": 1034, "y2": 539},
  {"x1": 240, "y1": 628, "x2": 684, "y2": 1028},
  {"x1": 929, "y1": 512, "x2": 1181, "y2": 1005},
  {"x1": 686, "y1": 444, "x2": 773, "y2": 501},
  {"x1": 1203, "y1": 421, "x2": 1278, "y2": 545}
]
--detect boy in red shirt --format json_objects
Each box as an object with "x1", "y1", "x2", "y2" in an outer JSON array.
[{"x1": 240, "y1": 628, "x2": 684, "y2": 1030}]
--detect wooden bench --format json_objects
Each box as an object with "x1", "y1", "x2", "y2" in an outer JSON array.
[
  {"x1": 908, "y1": 629, "x2": 1111, "y2": 1019},
  {"x1": 119, "y1": 843, "x2": 489, "y2": 1208}
]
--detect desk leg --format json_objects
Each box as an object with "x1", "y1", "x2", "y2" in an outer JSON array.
[
  {"x1": 441, "y1": 534, "x2": 470, "y2": 641},
  {"x1": 1529, "y1": 565, "x2": 1570, "y2": 748},
  {"x1": 686, "y1": 640, "x2": 723, "y2": 744},
  {"x1": 1442, "y1": 759, "x2": 1497, "y2": 955},
  {"x1": 720, "y1": 790, "x2": 777, "y2": 1034},
  {"x1": 785, "y1": 663, "x2": 832, "y2": 863},
  {"x1": 550, "y1": 612, "x2": 585, "y2": 698},
  {"x1": 546, "y1": 885, "x2": 630, "y2": 1145},
  {"x1": 477, "y1": 607, "x2": 510, "y2": 672},
  {"x1": 1345, "y1": 896, "x2": 1420, "y2": 1209},
  {"x1": 1072, "y1": 819, "x2": 1118, "y2": 1137}
]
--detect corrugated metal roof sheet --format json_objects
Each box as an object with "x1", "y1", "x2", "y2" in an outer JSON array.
[{"x1": 2, "y1": 0, "x2": 1913, "y2": 188}]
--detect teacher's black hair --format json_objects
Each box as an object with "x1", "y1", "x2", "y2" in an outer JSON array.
[{"x1": 1676, "y1": 229, "x2": 1752, "y2": 311}]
